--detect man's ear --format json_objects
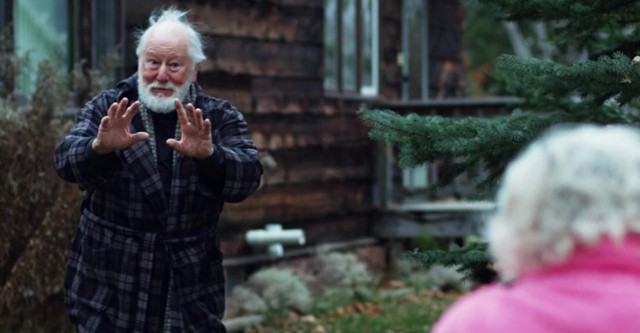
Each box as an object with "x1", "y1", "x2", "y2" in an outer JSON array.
[{"x1": 192, "y1": 64, "x2": 199, "y2": 82}]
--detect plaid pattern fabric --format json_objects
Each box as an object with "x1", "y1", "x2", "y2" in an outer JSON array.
[{"x1": 55, "y1": 75, "x2": 262, "y2": 332}]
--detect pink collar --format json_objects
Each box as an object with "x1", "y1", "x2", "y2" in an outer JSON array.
[{"x1": 522, "y1": 234, "x2": 640, "y2": 279}]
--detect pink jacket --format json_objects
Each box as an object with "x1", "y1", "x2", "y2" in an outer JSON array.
[{"x1": 433, "y1": 236, "x2": 640, "y2": 333}]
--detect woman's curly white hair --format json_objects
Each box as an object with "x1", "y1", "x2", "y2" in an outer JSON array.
[{"x1": 488, "y1": 124, "x2": 640, "y2": 281}]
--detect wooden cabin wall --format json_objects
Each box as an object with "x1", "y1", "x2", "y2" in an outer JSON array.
[{"x1": 124, "y1": 0, "x2": 404, "y2": 257}]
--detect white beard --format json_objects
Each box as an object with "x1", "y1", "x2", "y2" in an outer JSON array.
[{"x1": 138, "y1": 77, "x2": 191, "y2": 114}]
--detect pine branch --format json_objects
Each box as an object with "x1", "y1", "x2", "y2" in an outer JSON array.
[
  {"x1": 403, "y1": 242, "x2": 493, "y2": 281},
  {"x1": 474, "y1": 0, "x2": 640, "y2": 54},
  {"x1": 358, "y1": 109, "x2": 570, "y2": 187},
  {"x1": 478, "y1": 0, "x2": 640, "y2": 27},
  {"x1": 496, "y1": 53, "x2": 640, "y2": 109}
]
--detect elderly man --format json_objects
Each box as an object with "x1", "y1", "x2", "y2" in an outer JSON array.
[
  {"x1": 433, "y1": 124, "x2": 640, "y2": 333},
  {"x1": 54, "y1": 8, "x2": 262, "y2": 332}
]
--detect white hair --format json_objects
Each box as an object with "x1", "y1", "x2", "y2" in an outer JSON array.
[
  {"x1": 488, "y1": 124, "x2": 640, "y2": 281},
  {"x1": 135, "y1": 8, "x2": 206, "y2": 66}
]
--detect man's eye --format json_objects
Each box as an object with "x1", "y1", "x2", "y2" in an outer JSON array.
[
  {"x1": 170, "y1": 63, "x2": 182, "y2": 70},
  {"x1": 147, "y1": 60, "x2": 159, "y2": 69}
]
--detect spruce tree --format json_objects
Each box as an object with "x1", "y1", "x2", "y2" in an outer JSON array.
[{"x1": 359, "y1": 0, "x2": 640, "y2": 281}]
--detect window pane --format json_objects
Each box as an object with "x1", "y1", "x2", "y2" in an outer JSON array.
[
  {"x1": 360, "y1": 0, "x2": 378, "y2": 96},
  {"x1": 341, "y1": 0, "x2": 356, "y2": 91},
  {"x1": 14, "y1": 0, "x2": 68, "y2": 93},
  {"x1": 324, "y1": 0, "x2": 337, "y2": 90},
  {"x1": 1, "y1": 1, "x2": 11, "y2": 29},
  {"x1": 324, "y1": 0, "x2": 378, "y2": 95},
  {"x1": 403, "y1": 0, "x2": 427, "y2": 100},
  {"x1": 94, "y1": 0, "x2": 121, "y2": 84},
  {"x1": 361, "y1": 0, "x2": 372, "y2": 89}
]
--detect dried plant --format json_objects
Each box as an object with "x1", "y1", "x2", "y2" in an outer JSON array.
[
  {"x1": 69, "y1": 47, "x2": 122, "y2": 105},
  {"x1": 0, "y1": 23, "x2": 18, "y2": 98},
  {"x1": 226, "y1": 268, "x2": 313, "y2": 317},
  {"x1": 0, "y1": 62, "x2": 79, "y2": 330},
  {"x1": 0, "y1": 24, "x2": 120, "y2": 330},
  {"x1": 225, "y1": 252, "x2": 378, "y2": 320},
  {"x1": 305, "y1": 252, "x2": 376, "y2": 295}
]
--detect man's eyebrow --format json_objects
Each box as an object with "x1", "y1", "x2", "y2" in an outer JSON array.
[{"x1": 144, "y1": 51, "x2": 187, "y2": 60}]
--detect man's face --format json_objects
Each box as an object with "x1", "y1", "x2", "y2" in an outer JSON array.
[{"x1": 138, "y1": 25, "x2": 195, "y2": 113}]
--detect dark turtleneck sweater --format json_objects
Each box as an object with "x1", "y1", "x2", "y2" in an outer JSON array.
[
  {"x1": 150, "y1": 111, "x2": 178, "y2": 197},
  {"x1": 149, "y1": 110, "x2": 226, "y2": 200}
]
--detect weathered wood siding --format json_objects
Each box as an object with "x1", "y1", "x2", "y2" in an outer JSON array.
[{"x1": 123, "y1": 0, "x2": 405, "y2": 256}]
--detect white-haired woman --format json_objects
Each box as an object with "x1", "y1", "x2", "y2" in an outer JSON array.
[{"x1": 434, "y1": 124, "x2": 640, "y2": 333}]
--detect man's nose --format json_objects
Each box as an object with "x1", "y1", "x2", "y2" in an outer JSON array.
[{"x1": 157, "y1": 64, "x2": 169, "y2": 82}]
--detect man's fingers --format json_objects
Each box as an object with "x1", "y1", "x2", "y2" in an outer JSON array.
[
  {"x1": 131, "y1": 131, "x2": 149, "y2": 142},
  {"x1": 116, "y1": 98, "x2": 129, "y2": 118},
  {"x1": 193, "y1": 108, "x2": 203, "y2": 128},
  {"x1": 123, "y1": 101, "x2": 140, "y2": 121},
  {"x1": 183, "y1": 103, "x2": 195, "y2": 125},
  {"x1": 107, "y1": 102, "x2": 119, "y2": 120},
  {"x1": 173, "y1": 98, "x2": 184, "y2": 111},
  {"x1": 166, "y1": 138, "x2": 179, "y2": 150},
  {"x1": 99, "y1": 115, "x2": 111, "y2": 130},
  {"x1": 175, "y1": 99, "x2": 189, "y2": 126},
  {"x1": 186, "y1": 104, "x2": 197, "y2": 124}
]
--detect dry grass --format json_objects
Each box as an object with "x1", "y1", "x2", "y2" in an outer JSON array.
[{"x1": 245, "y1": 288, "x2": 460, "y2": 333}]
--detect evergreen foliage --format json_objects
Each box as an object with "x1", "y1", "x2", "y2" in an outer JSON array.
[
  {"x1": 359, "y1": 108, "x2": 560, "y2": 187},
  {"x1": 479, "y1": 0, "x2": 640, "y2": 54},
  {"x1": 404, "y1": 242, "x2": 492, "y2": 283}
]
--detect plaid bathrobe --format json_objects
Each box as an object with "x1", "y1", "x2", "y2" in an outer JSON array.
[{"x1": 54, "y1": 75, "x2": 262, "y2": 332}]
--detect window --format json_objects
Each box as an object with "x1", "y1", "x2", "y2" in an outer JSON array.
[
  {"x1": 401, "y1": 0, "x2": 429, "y2": 100},
  {"x1": 3, "y1": 0, "x2": 122, "y2": 95},
  {"x1": 398, "y1": 0, "x2": 430, "y2": 198},
  {"x1": 324, "y1": 0, "x2": 379, "y2": 96},
  {"x1": 13, "y1": 0, "x2": 69, "y2": 93},
  {"x1": 92, "y1": 1, "x2": 121, "y2": 66},
  {"x1": 91, "y1": 0, "x2": 123, "y2": 81},
  {"x1": 1, "y1": 1, "x2": 11, "y2": 29}
]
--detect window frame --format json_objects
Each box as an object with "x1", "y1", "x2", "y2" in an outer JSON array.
[{"x1": 324, "y1": 0, "x2": 380, "y2": 97}]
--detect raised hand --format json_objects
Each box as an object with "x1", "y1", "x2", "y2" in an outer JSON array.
[
  {"x1": 166, "y1": 99, "x2": 213, "y2": 160},
  {"x1": 91, "y1": 98, "x2": 149, "y2": 155}
]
